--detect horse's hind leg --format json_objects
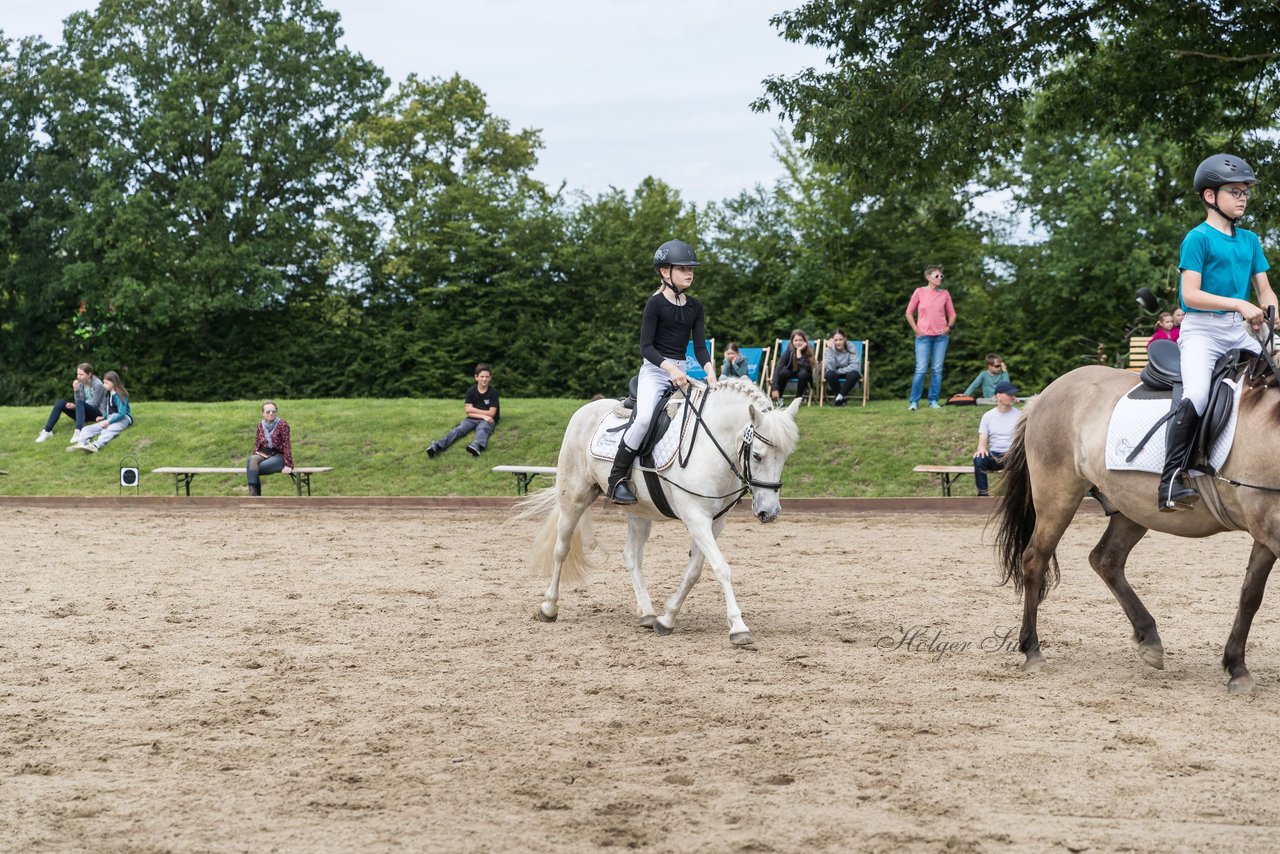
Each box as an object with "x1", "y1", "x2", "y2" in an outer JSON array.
[
  {"x1": 654, "y1": 514, "x2": 727, "y2": 637},
  {"x1": 537, "y1": 486, "x2": 596, "y2": 622},
  {"x1": 1222, "y1": 541, "x2": 1276, "y2": 694},
  {"x1": 624, "y1": 515, "x2": 658, "y2": 628},
  {"x1": 1088, "y1": 514, "x2": 1162, "y2": 669},
  {"x1": 1019, "y1": 493, "x2": 1081, "y2": 672}
]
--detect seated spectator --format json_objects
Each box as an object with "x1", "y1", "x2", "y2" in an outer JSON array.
[
  {"x1": 245, "y1": 400, "x2": 293, "y2": 496},
  {"x1": 1172, "y1": 307, "x2": 1185, "y2": 330},
  {"x1": 721, "y1": 342, "x2": 750, "y2": 380},
  {"x1": 36, "y1": 362, "x2": 105, "y2": 444},
  {"x1": 1149, "y1": 311, "x2": 1179, "y2": 345},
  {"x1": 973, "y1": 381, "x2": 1023, "y2": 496},
  {"x1": 963, "y1": 354, "x2": 1010, "y2": 399},
  {"x1": 823, "y1": 329, "x2": 863, "y2": 406},
  {"x1": 427, "y1": 363, "x2": 500, "y2": 458},
  {"x1": 770, "y1": 329, "x2": 814, "y2": 403},
  {"x1": 69, "y1": 371, "x2": 133, "y2": 453}
]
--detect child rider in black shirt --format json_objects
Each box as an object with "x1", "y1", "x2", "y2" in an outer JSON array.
[{"x1": 607, "y1": 239, "x2": 717, "y2": 504}]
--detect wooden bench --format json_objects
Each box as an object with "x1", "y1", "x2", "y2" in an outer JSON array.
[
  {"x1": 913, "y1": 464, "x2": 1001, "y2": 497},
  {"x1": 1128, "y1": 336, "x2": 1153, "y2": 373},
  {"x1": 491, "y1": 465, "x2": 556, "y2": 495},
  {"x1": 152, "y1": 466, "x2": 333, "y2": 497}
]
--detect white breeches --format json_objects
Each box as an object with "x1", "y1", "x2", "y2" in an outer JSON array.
[
  {"x1": 1179, "y1": 312, "x2": 1261, "y2": 415},
  {"x1": 623, "y1": 361, "x2": 677, "y2": 449}
]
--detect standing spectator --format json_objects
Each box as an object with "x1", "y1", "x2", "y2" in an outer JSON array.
[
  {"x1": 69, "y1": 371, "x2": 133, "y2": 453},
  {"x1": 426, "y1": 363, "x2": 501, "y2": 459},
  {"x1": 823, "y1": 329, "x2": 863, "y2": 406},
  {"x1": 770, "y1": 329, "x2": 815, "y2": 404},
  {"x1": 244, "y1": 400, "x2": 293, "y2": 495},
  {"x1": 963, "y1": 353, "x2": 1010, "y2": 399},
  {"x1": 1149, "y1": 311, "x2": 1179, "y2": 344},
  {"x1": 1172, "y1": 307, "x2": 1185, "y2": 330},
  {"x1": 36, "y1": 362, "x2": 105, "y2": 444},
  {"x1": 720, "y1": 342, "x2": 750, "y2": 380},
  {"x1": 973, "y1": 381, "x2": 1023, "y2": 496},
  {"x1": 905, "y1": 265, "x2": 956, "y2": 410}
]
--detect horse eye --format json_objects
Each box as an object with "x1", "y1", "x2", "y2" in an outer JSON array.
[{"x1": 753, "y1": 452, "x2": 764, "y2": 462}]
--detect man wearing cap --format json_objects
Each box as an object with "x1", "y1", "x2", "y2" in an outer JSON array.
[{"x1": 973, "y1": 381, "x2": 1022, "y2": 497}]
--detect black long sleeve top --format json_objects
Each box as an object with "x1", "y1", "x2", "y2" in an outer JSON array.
[{"x1": 639, "y1": 292, "x2": 711, "y2": 369}]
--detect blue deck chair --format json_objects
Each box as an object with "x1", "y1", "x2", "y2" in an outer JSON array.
[{"x1": 683, "y1": 339, "x2": 715, "y2": 381}]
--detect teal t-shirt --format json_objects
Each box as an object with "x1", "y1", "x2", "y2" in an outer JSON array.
[{"x1": 1178, "y1": 222, "x2": 1270, "y2": 312}]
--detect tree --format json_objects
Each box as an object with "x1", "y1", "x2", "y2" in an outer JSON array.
[
  {"x1": 334, "y1": 74, "x2": 564, "y2": 396},
  {"x1": 756, "y1": 1, "x2": 1280, "y2": 195},
  {"x1": 43, "y1": 0, "x2": 387, "y2": 397}
]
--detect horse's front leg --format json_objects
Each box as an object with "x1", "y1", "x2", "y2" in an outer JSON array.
[
  {"x1": 624, "y1": 514, "x2": 658, "y2": 628},
  {"x1": 653, "y1": 514, "x2": 727, "y2": 637},
  {"x1": 1223, "y1": 540, "x2": 1276, "y2": 694},
  {"x1": 660, "y1": 514, "x2": 753, "y2": 646}
]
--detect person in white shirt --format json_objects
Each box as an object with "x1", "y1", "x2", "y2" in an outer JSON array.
[{"x1": 973, "y1": 381, "x2": 1023, "y2": 496}]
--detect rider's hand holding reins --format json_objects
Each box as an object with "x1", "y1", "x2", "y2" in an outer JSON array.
[{"x1": 666, "y1": 363, "x2": 689, "y2": 388}]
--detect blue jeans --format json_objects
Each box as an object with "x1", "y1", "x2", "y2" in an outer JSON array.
[
  {"x1": 246, "y1": 453, "x2": 287, "y2": 487},
  {"x1": 910, "y1": 334, "x2": 949, "y2": 404},
  {"x1": 973, "y1": 451, "x2": 1006, "y2": 494},
  {"x1": 435, "y1": 417, "x2": 495, "y2": 452}
]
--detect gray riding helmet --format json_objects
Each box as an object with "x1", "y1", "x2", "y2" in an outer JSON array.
[
  {"x1": 1193, "y1": 154, "x2": 1259, "y2": 193},
  {"x1": 652, "y1": 239, "x2": 700, "y2": 274}
]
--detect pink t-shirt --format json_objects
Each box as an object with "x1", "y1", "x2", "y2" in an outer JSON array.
[{"x1": 906, "y1": 287, "x2": 956, "y2": 336}]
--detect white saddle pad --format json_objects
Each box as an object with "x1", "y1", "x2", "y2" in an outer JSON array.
[
  {"x1": 1105, "y1": 380, "x2": 1240, "y2": 474},
  {"x1": 589, "y1": 399, "x2": 690, "y2": 471}
]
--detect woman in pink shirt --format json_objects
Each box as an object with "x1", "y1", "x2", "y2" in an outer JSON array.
[{"x1": 905, "y1": 265, "x2": 957, "y2": 410}]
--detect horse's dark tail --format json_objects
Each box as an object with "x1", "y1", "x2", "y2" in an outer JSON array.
[{"x1": 993, "y1": 417, "x2": 1059, "y2": 600}]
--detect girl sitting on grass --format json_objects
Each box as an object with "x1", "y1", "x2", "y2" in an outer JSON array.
[{"x1": 70, "y1": 371, "x2": 133, "y2": 453}]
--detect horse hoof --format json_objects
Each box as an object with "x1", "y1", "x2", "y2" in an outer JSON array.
[
  {"x1": 1137, "y1": 643, "x2": 1165, "y2": 670},
  {"x1": 533, "y1": 606, "x2": 557, "y2": 623},
  {"x1": 1021, "y1": 653, "x2": 1047, "y2": 673},
  {"x1": 730, "y1": 631, "x2": 756, "y2": 646},
  {"x1": 638, "y1": 615, "x2": 657, "y2": 629},
  {"x1": 653, "y1": 620, "x2": 674, "y2": 636},
  {"x1": 1228, "y1": 673, "x2": 1255, "y2": 695}
]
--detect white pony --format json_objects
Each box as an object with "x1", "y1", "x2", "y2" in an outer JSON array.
[{"x1": 518, "y1": 378, "x2": 802, "y2": 646}]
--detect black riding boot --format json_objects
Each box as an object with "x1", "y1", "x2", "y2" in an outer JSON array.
[
  {"x1": 248, "y1": 482, "x2": 261, "y2": 497},
  {"x1": 1158, "y1": 399, "x2": 1201, "y2": 512},
  {"x1": 607, "y1": 441, "x2": 639, "y2": 505}
]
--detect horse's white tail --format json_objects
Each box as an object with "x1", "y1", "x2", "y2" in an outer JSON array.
[{"x1": 514, "y1": 487, "x2": 598, "y2": 586}]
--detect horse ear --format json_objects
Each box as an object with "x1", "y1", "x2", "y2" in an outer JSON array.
[
  {"x1": 786, "y1": 397, "x2": 802, "y2": 417},
  {"x1": 749, "y1": 403, "x2": 762, "y2": 424}
]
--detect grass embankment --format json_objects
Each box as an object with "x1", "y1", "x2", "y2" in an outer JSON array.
[{"x1": 0, "y1": 398, "x2": 990, "y2": 497}]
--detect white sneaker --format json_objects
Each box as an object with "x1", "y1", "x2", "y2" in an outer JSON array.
[
  {"x1": 907, "y1": 402, "x2": 918, "y2": 411},
  {"x1": 36, "y1": 430, "x2": 52, "y2": 443},
  {"x1": 68, "y1": 430, "x2": 81, "y2": 444},
  {"x1": 929, "y1": 401, "x2": 942, "y2": 409}
]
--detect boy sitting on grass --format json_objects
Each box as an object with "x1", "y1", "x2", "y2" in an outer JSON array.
[{"x1": 426, "y1": 363, "x2": 500, "y2": 458}]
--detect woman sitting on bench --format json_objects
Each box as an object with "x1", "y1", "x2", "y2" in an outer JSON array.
[{"x1": 247, "y1": 401, "x2": 293, "y2": 496}]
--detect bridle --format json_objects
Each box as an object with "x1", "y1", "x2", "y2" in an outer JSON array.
[{"x1": 638, "y1": 383, "x2": 786, "y2": 519}]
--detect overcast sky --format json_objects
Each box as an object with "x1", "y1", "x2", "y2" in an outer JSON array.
[{"x1": 3, "y1": 0, "x2": 829, "y2": 207}]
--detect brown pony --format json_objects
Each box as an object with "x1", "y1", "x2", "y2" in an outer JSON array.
[{"x1": 994, "y1": 362, "x2": 1280, "y2": 693}]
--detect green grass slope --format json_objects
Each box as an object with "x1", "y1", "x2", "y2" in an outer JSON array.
[{"x1": 0, "y1": 398, "x2": 991, "y2": 497}]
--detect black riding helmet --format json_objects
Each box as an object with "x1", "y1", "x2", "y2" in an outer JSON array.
[
  {"x1": 1193, "y1": 153, "x2": 1259, "y2": 193},
  {"x1": 653, "y1": 239, "x2": 700, "y2": 274},
  {"x1": 1194, "y1": 154, "x2": 1259, "y2": 231}
]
